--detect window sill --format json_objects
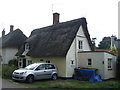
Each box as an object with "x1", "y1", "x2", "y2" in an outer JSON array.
[
  {"x1": 108, "y1": 68, "x2": 112, "y2": 70},
  {"x1": 70, "y1": 64, "x2": 75, "y2": 66},
  {"x1": 77, "y1": 49, "x2": 83, "y2": 52}
]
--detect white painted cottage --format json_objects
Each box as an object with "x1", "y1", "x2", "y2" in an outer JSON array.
[
  {"x1": 0, "y1": 26, "x2": 27, "y2": 64},
  {"x1": 16, "y1": 13, "x2": 116, "y2": 79}
]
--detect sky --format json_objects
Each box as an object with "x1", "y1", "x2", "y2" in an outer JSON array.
[{"x1": 0, "y1": 0, "x2": 119, "y2": 46}]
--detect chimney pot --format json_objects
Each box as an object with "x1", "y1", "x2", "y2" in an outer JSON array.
[
  {"x1": 2, "y1": 29, "x2": 5, "y2": 37},
  {"x1": 10, "y1": 25, "x2": 14, "y2": 32},
  {"x1": 53, "y1": 12, "x2": 60, "y2": 24}
]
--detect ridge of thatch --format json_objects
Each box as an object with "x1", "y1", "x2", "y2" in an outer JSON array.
[
  {"x1": 0, "y1": 29, "x2": 27, "y2": 49},
  {"x1": 16, "y1": 18, "x2": 94, "y2": 57}
]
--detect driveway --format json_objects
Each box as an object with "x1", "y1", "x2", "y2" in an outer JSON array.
[{"x1": 1, "y1": 77, "x2": 27, "y2": 88}]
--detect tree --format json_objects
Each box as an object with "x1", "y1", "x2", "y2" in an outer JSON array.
[
  {"x1": 109, "y1": 46, "x2": 117, "y2": 53},
  {"x1": 97, "y1": 37, "x2": 111, "y2": 49}
]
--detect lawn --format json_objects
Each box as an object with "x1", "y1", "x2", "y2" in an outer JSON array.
[{"x1": 17, "y1": 79, "x2": 120, "y2": 88}]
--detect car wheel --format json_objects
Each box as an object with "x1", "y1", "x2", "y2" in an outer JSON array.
[
  {"x1": 26, "y1": 75, "x2": 34, "y2": 83},
  {"x1": 51, "y1": 74, "x2": 57, "y2": 80}
]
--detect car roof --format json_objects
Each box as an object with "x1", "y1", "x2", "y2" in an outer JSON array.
[{"x1": 32, "y1": 63, "x2": 53, "y2": 65}]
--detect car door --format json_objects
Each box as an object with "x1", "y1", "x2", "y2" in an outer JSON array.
[
  {"x1": 46, "y1": 64, "x2": 56, "y2": 78},
  {"x1": 34, "y1": 64, "x2": 48, "y2": 80}
]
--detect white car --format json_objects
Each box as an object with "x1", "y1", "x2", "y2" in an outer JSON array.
[{"x1": 12, "y1": 63, "x2": 58, "y2": 83}]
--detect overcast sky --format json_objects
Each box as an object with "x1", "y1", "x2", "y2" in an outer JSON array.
[{"x1": 0, "y1": 0, "x2": 119, "y2": 46}]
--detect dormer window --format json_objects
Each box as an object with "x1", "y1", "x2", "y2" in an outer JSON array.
[{"x1": 25, "y1": 43, "x2": 30, "y2": 51}]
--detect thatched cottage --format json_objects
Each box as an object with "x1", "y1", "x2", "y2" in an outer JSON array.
[
  {"x1": 0, "y1": 26, "x2": 27, "y2": 64},
  {"x1": 16, "y1": 13, "x2": 116, "y2": 79}
]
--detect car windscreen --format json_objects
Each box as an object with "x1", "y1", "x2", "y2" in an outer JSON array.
[{"x1": 25, "y1": 64, "x2": 39, "y2": 70}]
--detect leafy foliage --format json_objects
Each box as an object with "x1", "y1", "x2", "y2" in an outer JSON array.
[
  {"x1": 8, "y1": 59, "x2": 18, "y2": 67},
  {"x1": 2, "y1": 65, "x2": 18, "y2": 79},
  {"x1": 97, "y1": 37, "x2": 111, "y2": 49},
  {"x1": 109, "y1": 46, "x2": 117, "y2": 53},
  {"x1": 116, "y1": 51, "x2": 120, "y2": 80}
]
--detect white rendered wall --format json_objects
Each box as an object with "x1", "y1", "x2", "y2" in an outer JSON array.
[
  {"x1": 2, "y1": 48, "x2": 18, "y2": 64},
  {"x1": 66, "y1": 25, "x2": 92, "y2": 77},
  {"x1": 104, "y1": 53, "x2": 116, "y2": 79},
  {"x1": 78, "y1": 52, "x2": 116, "y2": 79}
]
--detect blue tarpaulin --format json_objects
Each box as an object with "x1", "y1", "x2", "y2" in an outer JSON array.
[
  {"x1": 89, "y1": 74, "x2": 102, "y2": 82},
  {"x1": 74, "y1": 68, "x2": 102, "y2": 82}
]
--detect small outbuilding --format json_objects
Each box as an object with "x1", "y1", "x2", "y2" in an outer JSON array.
[{"x1": 78, "y1": 51, "x2": 116, "y2": 79}]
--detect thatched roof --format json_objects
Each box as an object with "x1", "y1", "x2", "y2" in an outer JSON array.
[
  {"x1": 0, "y1": 29, "x2": 27, "y2": 49},
  {"x1": 16, "y1": 18, "x2": 94, "y2": 57}
]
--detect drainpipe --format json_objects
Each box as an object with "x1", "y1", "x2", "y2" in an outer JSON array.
[{"x1": 75, "y1": 37, "x2": 78, "y2": 68}]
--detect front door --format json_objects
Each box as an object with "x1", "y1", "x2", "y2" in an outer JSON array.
[{"x1": 23, "y1": 58, "x2": 26, "y2": 68}]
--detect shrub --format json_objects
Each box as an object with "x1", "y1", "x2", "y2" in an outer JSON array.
[
  {"x1": 2, "y1": 65, "x2": 18, "y2": 79},
  {"x1": 8, "y1": 59, "x2": 18, "y2": 67},
  {"x1": 116, "y1": 51, "x2": 120, "y2": 80}
]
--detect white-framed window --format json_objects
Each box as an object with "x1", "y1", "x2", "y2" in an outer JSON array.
[
  {"x1": 46, "y1": 60, "x2": 50, "y2": 63},
  {"x1": 70, "y1": 60, "x2": 75, "y2": 65},
  {"x1": 25, "y1": 43, "x2": 30, "y2": 51},
  {"x1": 78, "y1": 40, "x2": 83, "y2": 50},
  {"x1": 88, "y1": 59, "x2": 92, "y2": 66},
  {"x1": 108, "y1": 58, "x2": 112, "y2": 69},
  {"x1": 19, "y1": 59, "x2": 22, "y2": 68}
]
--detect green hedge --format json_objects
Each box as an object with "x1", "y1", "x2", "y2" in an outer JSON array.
[
  {"x1": 8, "y1": 59, "x2": 18, "y2": 67},
  {"x1": 116, "y1": 53, "x2": 120, "y2": 80},
  {"x1": 2, "y1": 65, "x2": 18, "y2": 79}
]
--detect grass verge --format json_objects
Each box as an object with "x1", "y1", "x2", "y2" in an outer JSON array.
[{"x1": 19, "y1": 79, "x2": 120, "y2": 88}]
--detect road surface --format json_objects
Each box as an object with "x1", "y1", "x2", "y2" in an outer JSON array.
[{"x1": 1, "y1": 77, "x2": 27, "y2": 88}]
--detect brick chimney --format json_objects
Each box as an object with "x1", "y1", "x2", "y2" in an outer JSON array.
[
  {"x1": 53, "y1": 12, "x2": 60, "y2": 24},
  {"x1": 2, "y1": 29, "x2": 5, "y2": 37},
  {"x1": 10, "y1": 25, "x2": 14, "y2": 32}
]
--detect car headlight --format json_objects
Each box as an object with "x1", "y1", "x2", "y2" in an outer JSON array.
[{"x1": 20, "y1": 71, "x2": 27, "y2": 74}]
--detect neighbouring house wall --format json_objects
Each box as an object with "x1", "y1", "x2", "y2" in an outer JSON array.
[
  {"x1": 2, "y1": 48, "x2": 18, "y2": 64},
  {"x1": 66, "y1": 25, "x2": 92, "y2": 77},
  {"x1": 104, "y1": 53, "x2": 116, "y2": 79},
  {"x1": 78, "y1": 52, "x2": 116, "y2": 79},
  {"x1": 24, "y1": 56, "x2": 66, "y2": 77}
]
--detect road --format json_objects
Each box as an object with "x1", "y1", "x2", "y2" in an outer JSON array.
[{"x1": 0, "y1": 77, "x2": 27, "y2": 88}]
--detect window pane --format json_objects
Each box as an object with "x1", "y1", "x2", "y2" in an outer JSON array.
[
  {"x1": 108, "y1": 58, "x2": 112, "y2": 68},
  {"x1": 47, "y1": 64, "x2": 55, "y2": 69},
  {"x1": 88, "y1": 59, "x2": 92, "y2": 65},
  {"x1": 78, "y1": 41, "x2": 81, "y2": 49},
  {"x1": 46, "y1": 60, "x2": 50, "y2": 63},
  {"x1": 70, "y1": 60, "x2": 74, "y2": 65},
  {"x1": 36, "y1": 64, "x2": 46, "y2": 70},
  {"x1": 78, "y1": 40, "x2": 83, "y2": 50},
  {"x1": 25, "y1": 43, "x2": 30, "y2": 51}
]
